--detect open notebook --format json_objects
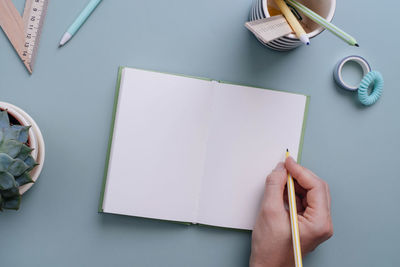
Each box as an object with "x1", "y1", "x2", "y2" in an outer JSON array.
[{"x1": 99, "y1": 67, "x2": 309, "y2": 230}]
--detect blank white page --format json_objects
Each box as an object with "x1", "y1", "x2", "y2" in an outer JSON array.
[
  {"x1": 197, "y1": 82, "x2": 307, "y2": 230},
  {"x1": 102, "y1": 68, "x2": 213, "y2": 223}
]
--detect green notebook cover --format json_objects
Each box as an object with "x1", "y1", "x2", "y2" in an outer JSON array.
[{"x1": 98, "y1": 67, "x2": 310, "y2": 218}]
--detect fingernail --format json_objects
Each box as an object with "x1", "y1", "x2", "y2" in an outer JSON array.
[
  {"x1": 286, "y1": 156, "x2": 294, "y2": 162},
  {"x1": 274, "y1": 162, "x2": 284, "y2": 171}
]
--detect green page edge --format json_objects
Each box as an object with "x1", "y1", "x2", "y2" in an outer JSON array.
[
  {"x1": 98, "y1": 67, "x2": 123, "y2": 212},
  {"x1": 297, "y1": 95, "x2": 310, "y2": 164},
  {"x1": 98, "y1": 67, "x2": 311, "y2": 229}
]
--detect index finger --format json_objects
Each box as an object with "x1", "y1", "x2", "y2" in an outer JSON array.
[
  {"x1": 285, "y1": 157, "x2": 322, "y2": 190},
  {"x1": 285, "y1": 157, "x2": 329, "y2": 213}
]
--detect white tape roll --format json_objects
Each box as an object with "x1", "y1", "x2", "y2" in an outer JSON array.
[{"x1": 333, "y1": 56, "x2": 371, "y2": 91}]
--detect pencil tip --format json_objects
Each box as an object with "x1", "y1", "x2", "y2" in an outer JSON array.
[
  {"x1": 286, "y1": 148, "x2": 289, "y2": 152},
  {"x1": 355, "y1": 43, "x2": 359, "y2": 47}
]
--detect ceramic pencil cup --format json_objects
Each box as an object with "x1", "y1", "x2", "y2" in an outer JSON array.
[{"x1": 249, "y1": 0, "x2": 336, "y2": 51}]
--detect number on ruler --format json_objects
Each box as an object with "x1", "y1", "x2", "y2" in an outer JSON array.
[{"x1": 24, "y1": 0, "x2": 46, "y2": 62}]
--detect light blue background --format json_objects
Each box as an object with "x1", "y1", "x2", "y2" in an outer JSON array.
[{"x1": 1, "y1": 0, "x2": 399, "y2": 266}]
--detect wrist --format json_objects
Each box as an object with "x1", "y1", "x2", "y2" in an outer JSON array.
[{"x1": 249, "y1": 253, "x2": 293, "y2": 267}]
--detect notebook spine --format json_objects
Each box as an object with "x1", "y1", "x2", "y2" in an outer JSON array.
[{"x1": 192, "y1": 80, "x2": 219, "y2": 224}]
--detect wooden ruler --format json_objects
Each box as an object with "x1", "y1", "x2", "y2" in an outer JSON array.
[{"x1": 0, "y1": 0, "x2": 49, "y2": 74}]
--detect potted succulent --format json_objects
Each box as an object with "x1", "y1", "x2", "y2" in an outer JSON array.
[{"x1": 0, "y1": 102, "x2": 45, "y2": 210}]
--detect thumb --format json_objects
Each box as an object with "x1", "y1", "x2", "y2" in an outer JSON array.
[{"x1": 264, "y1": 162, "x2": 287, "y2": 211}]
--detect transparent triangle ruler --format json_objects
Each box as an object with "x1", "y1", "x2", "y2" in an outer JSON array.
[{"x1": 0, "y1": 0, "x2": 49, "y2": 74}]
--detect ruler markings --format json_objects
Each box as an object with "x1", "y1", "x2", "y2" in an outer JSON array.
[
  {"x1": 19, "y1": 0, "x2": 48, "y2": 71},
  {"x1": 0, "y1": 0, "x2": 47, "y2": 73}
]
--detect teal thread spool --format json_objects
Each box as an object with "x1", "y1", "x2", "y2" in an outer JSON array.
[{"x1": 334, "y1": 56, "x2": 384, "y2": 106}]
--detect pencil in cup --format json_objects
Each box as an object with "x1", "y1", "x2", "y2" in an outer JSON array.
[
  {"x1": 274, "y1": 0, "x2": 310, "y2": 45},
  {"x1": 285, "y1": 0, "x2": 358, "y2": 46},
  {"x1": 286, "y1": 149, "x2": 303, "y2": 267},
  {"x1": 248, "y1": 0, "x2": 336, "y2": 51}
]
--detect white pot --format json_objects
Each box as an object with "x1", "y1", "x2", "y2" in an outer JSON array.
[{"x1": 0, "y1": 102, "x2": 45, "y2": 195}]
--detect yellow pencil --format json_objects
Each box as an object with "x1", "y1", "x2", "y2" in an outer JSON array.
[
  {"x1": 286, "y1": 149, "x2": 303, "y2": 267},
  {"x1": 274, "y1": 0, "x2": 310, "y2": 45}
]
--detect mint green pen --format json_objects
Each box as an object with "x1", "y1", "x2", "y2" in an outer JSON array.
[
  {"x1": 59, "y1": 0, "x2": 103, "y2": 47},
  {"x1": 285, "y1": 0, "x2": 359, "y2": 47}
]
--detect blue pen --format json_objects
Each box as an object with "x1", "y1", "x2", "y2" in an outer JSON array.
[{"x1": 59, "y1": 0, "x2": 103, "y2": 47}]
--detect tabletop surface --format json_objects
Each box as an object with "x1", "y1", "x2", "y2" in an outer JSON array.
[{"x1": 1, "y1": 0, "x2": 399, "y2": 266}]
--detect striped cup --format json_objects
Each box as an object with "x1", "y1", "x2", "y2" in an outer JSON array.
[{"x1": 249, "y1": 0, "x2": 336, "y2": 51}]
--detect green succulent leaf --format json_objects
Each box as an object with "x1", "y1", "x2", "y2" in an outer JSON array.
[
  {"x1": 0, "y1": 171, "x2": 17, "y2": 190},
  {"x1": 0, "y1": 139, "x2": 23, "y2": 158},
  {"x1": 0, "y1": 110, "x2": 36, "y2": 212},
  {"x1": 24, "y1": 155, "x2": 38, "y2": 171},
  {"x1": 3, "y1": 195, "x2": 21, "y2": 210},
  {"x1": 11, "y1": 125, "x2": 30, "y2": 143},
  {"x1": 0, "y1": 111, "x2": 10, "y2": 128},
  {"x1": 0, "y1": 186, "x2": 20, "y2": 198},
  {"x1": 15, "y1": 172, "x2": 34, "y2": 187},
  {"x1": 16, "y1": 144, "x2": 33, "y2": 161},
  {"x1": 8, "y1": 159, "x2": 29, "y2": 177},
  {"x1": 0, "y1": 153, "x2": 13, "y2": 171},
  {"x1": 1, "y1": 127, "x2": 20, "y2": 142}
]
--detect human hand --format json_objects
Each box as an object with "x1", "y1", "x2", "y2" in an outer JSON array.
[{"x1": 249, "y1": 157, "x2": 333, "y2": 267}]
